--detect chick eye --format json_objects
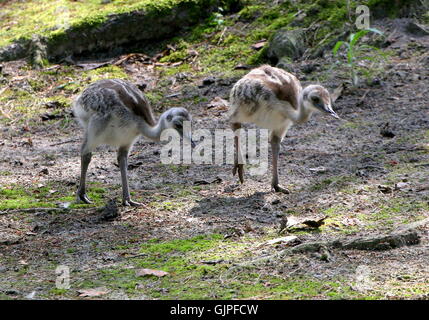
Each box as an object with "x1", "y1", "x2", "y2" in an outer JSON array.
[{"x1": 312, "y1": 97, "x2": 320, "y2": 103}]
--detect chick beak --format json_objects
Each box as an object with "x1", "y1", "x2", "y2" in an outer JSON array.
[
  {"x1": 329, "y1": 110, "x2": 340, "y2": 119},
  {"x1": 324, "y1": 105, "x2": 340, "y2": 119}
]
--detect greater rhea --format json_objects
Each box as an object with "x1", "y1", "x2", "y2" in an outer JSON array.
[
  {"x1": 228, "y1": 65, "x2": 339, "y2": 193},
  {"x1": 72, "y1": 79, "x2": 192, "y2": 206}
]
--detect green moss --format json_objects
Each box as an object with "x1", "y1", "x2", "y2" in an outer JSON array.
[
  {"x1": 49, "y1": 288, "x2": 69, "y2": 296},
  {"x1": 0, "y1": 186, "x2": 56, "y2": 210},
  {"x1": 160, "y1": 50, "x2": 189, "y2": 63},
  {"x1": 310, "y1": 175, "x2": 358, "y2": 192},
  {"x1": 140, "y1": 234, "x2": 223, "y2": 255},
  {"x1": 161, "y1": 63, "x2": 193, "y2": 76},
  {"x1": 0, "y1": 62, "x2": 132, "y2": 125},
  {"x1": 0, "y1": 0, "x2": 234, "y2": 48},
  {"x1": 80, "y1": 233, "x2": 370, "y2": 299},
  {"x1": 237, "y1": 5, "x2": 263, "y2": 21},
  {"x1": 247, "y1": 45, "x2": 268, "y2": 65},
  {"x1": 423, "y1": 11, "x2": 429, "y2": 24},
  {"x1": 0, "y1": 182, "x2": 108, "y2": 210},
  {"x1": 85, "y1": 65, "x2": 129, "y2": 80}
]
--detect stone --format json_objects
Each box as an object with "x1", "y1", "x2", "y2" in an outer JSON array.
[
  {"x1": 200, "y1": 76, "x2": 216, "y2": 87},
  {"x1": 0, "y1": 39, "x2": 30, "y2": 62},
  {"x1": 267, "y1": 28, "x2": 306, "y2": 63}
]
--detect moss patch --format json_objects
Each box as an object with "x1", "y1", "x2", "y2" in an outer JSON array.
[
  {"x1": 0, "y1": 0, "x2": 235, "y2": 48},
  {"x1": 69, "y1": 234, "x2": 369, "y2": 299},
  {"x1": 0, "y1": 182, "x2": 108, "y2": 210}
]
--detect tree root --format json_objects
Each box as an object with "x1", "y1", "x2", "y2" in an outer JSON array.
[{"x1": 233, "y1": 218, "x2": 429, "y2": 269}]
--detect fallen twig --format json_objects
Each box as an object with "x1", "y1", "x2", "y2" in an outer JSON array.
[
  {"x1": 124, "y1": 253, "x2": 147, "y2": 259},
  {"x1": 0, "y1": 207, "x2": 86, "y2": 215},
  {"x1": 232, "y1": 218, "x2": 429, "y2": 269},
  {"x1": 217, "y1": 27, "x2": 228, "y2": 45},
  {"x1": 49, "y1": 139, "x2": 79, "y2": 147}
]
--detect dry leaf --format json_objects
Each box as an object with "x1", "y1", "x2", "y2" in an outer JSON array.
[
  {"x1": 207, "y1": 97, "x2": 229, "y2": 110},
  {"x1": 251, "y1": 40, "x2": 267, "y2": 50},
  {"x1": 266, "y1": 236, "x2": 299, "y2": 245},
  {"x1": 136, "y1": 268, "x2": 169, "y2": 277},
  {"x1": 76, "y1": 61, "x2": 112, "y2": 71},
  {"x1": 78, "y1": 288, "x2": 110, "y2": 297},
  {"x1": 342, "y1": 217, "x2": 361, "y2": 226},
  {"x1": 309, "y1": 166, "x2": 327, "y2": 173}
]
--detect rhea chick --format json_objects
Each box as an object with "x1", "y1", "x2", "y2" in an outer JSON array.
[
  {"x1": 72, "y1": 79, "x2": 192, "y2": 206},
  {"x1": 228, "y1": 65, "x2": 339, "y2": 193}
]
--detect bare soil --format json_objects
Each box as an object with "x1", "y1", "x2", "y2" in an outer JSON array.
[{"x1": 0, "y1": 18, "x2": 428, "y2": 300}]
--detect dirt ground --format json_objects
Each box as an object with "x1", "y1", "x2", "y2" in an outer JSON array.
[{"x1": 0, "y1": 17, "x2": 429, "y2": 300}]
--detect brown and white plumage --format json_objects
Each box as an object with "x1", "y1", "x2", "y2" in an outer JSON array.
[
  {"x1": 228, "y1": 65, "x2": 339, "y2": 192},
  {"x1": 73, "y1": 79, "x2": 192, "y2": 206}
]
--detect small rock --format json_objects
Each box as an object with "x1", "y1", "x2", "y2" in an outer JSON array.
[
  {"x1": 136, "y1": 81, "x2": 147, "y2": 91},
  {"x1": 368, "y1": 78, "x2": 382, "y2": 87},
  {"x1": 100, "y1": 199, "x2": 119, "y2": 221},
  {"x1": 5, "y1": 289, "x2": 20, "y2": 295},
  {"x1": 200, "y1": 76, "x2": 216, "y2": 87},
  {"x1": 380, "y1": 123, "x2": 395, "y2": 138},
  {"x1": 267, "y1": 28, "x2": 306, "y2": 62},
  {"x1": 271, "y1": 199, "x2": 281, "y2": 205},
  {"x1": 378, "y1": 185, "x2": 393, "y2": 194}
]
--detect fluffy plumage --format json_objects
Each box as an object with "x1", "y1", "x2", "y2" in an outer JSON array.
[
  {"x1": 228, "y1": 65, "x2": 339, "y2": 192},
  {"x1": 73, "y1": 79, "x2": 192, "y2": 206}
]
